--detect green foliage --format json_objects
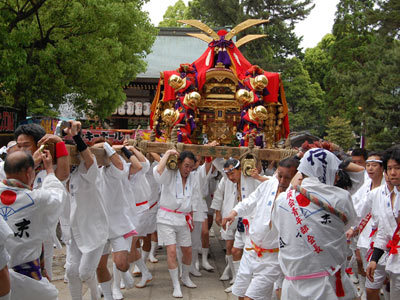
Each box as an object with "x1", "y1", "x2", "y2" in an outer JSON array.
[
  {"x1": 367, "y1": 0, "x2": 400, "y2": 39},
  {"x1": 282, "y1": 57, "x2": 324, "y2": 136},
  {"x1": 324, "y1": 116, "x2": 355, "y2": 151},
  {"x1": 0, "y1": 0, "x2": 157, "y2": 118},
  {"x1": 158, "y1": 0, "x2": 190, "y2": 27},
  {"x1": 187, "y1": 0, "x2": 314, "y2": 71},
  {"x1": 303, "y1": 34, "x2": 335, "y2": 90},
  {"x1": 318, "y1": 0, "x2": 400, "y2": 150}
]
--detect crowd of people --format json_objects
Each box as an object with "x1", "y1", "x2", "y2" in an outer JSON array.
[{"x1": 0, "y1": 120, "x2": 399, "y2": 300}]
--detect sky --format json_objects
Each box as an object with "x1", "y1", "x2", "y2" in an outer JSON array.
[{"x1": 142, "y1": 0, "x2": 340, "y2": 50}]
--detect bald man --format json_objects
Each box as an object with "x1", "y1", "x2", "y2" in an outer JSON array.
[{"x1": 0, "y1": 150, "x2": 64, "y2": 300}]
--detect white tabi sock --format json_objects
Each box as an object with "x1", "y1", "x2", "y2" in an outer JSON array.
[
  {"x1": 182, "y1": 263, "x2": 197, "y2": 288},
  {"x1": 201, "y1": 248, "x2": 214, "y2": 271},
  {"x1": 226, "y1": 255, "x2": 234, "y2": 284},
  {"x1": 142, "y1": 250, "x2": 150, "y2": 263},
  {"x1": 219, "y1": 255, "x2": 231, "y2": 281},
  {"x1": 190, "y1": 248, "x2": 202, "y2": 277},
  {"x1": 232, "y1": 260, "x2": 240, "y2": 281},
  {"x1": 119, "y1": 264, "x2": 134, "y2": 289},
  {"x1": 99, "y1": 279, "x2": 113, "y2": 300},
  {"x1": 149, "y1": 241, "x2": 158, "y2": 262},
  {"x1": 169, "y1": 268, "x2": 182, "y2": 298},
  {"x1": 132, "y1": 263, "x2": 141, "y2": 277},
  {"x1": 135, "y1": 257, "x2": 150, "y2": 275},
  {"x1": 0, "y1": 292, "x2": 11, "y2": 300},
  {"x1": 225, "y1": 260, "x2": 240, "y2": 293},
  {"x1": 134, "y1": 257, "x2": 153, "y2": 288},
  {"x1": 112, "y1": 263, "x2": 123, "y2": 300}
]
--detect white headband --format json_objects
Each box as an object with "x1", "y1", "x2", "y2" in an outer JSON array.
[
  {"x1": 366, "y1": 159, "x2": 382, "y2": 163},
  {"x1": 224, "y1": 159, "x2": 240, "y2": 173}
]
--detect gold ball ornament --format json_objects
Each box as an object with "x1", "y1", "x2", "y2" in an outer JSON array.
[
  {"x1": 183, "y1": 91, "x2": 201, "y2": 109},
  {"x1": 161, "y1": 108, "x2": 179, "y2": 126},
  {"x1": 168, "y1": 74, "x2": 184, "y2": 90},
  {"x1": 249, "y1": 105, "x2": 268, "y2": 122},
  {"x1": 236, "y1": 89, "x2": 254, "y2": 106},
  {"x1": 253, "y1": 75, "x2": 269, "y2": 90}
]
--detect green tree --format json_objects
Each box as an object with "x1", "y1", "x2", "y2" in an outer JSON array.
[
  {"x1": 188, "y1": 0, "x2": 314, "y2": 71},
  {"x1": 324, "y1": 0, "x2": 376, "y2": 121},
  {"x1": 324, "y1": 116, "x2": 355, "y2": 150},
  {"x1": 0, "y1": 0, "x2": 157, "y2": 118},
  {"x1": 303, "y1": 34, "x2": 335, "y2": 91},
  {"x1": 367, "y1": 0, "x2": 400, "y2": 39},
  {"x1": 159, "y1": 0, "x2": 190, "y2": 27},
  {"x1": 323, "y1": 0, "x2": 399, "y2": 149},
  {"x1": 282, "y1": 57, "x2": 324, "y2": 137}
]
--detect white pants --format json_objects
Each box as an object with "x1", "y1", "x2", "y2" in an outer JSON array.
[
  {"x1": 102, "y1": 236, "x2": 133, "y2": 255},
  {"x1": 233, "y1": 230, "x2": 247, "y2": 249},
  {"x1": 157, "y1": 223, "x2": 191, "y2": 247},
  {"x1": 360, "y1": 247, "x2": 387, "y2": 289},
  {"x1": 9, "y1": 270, "x2": 58, "y2": 300},
  {"x1": 233, "y1": 250, "x2": 283, "y2": 300},
  {"x1": 66, "y1": 235, "x2": 105, "y2": 282}
]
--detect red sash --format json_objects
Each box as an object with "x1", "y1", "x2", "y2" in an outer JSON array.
[
  {"x1": 387, "y1": 221, "x2": 400, "y2": 255},
  {"x1": 358, "y1": 213, "x2": 372, "y2": 234}
]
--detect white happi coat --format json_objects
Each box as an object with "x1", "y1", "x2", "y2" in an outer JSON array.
[
  {"x1": 0, "y1": 174, "x2": 64, "y2": 267},
  {"x1": 191, "y1": 164, "x2": 213, "y2": 216},
  {"x1": 69, "y1": 157, "x2": 109, "y2": 253},
  {"x1": 0, "y1": 216, "x2": 12, "y2": 269},
  {"x1": 129, "y1": 160, "x2": 151, "y2": 212},
  {"x1": 145, "y1": 161, "x2": 161, "y2": 210},
  {"x1": 33, "y1": 168, "x2": 66, "y2": 249},
  {"x1": 211, "y1": 173, "x2": 261, "y2": 225},
  {"x1": 374, "y1": 186, "x2": 400, "y2": 274},
  {"x1": 153, "y1": 167, "x2": 195, "y2": 226},
  {"x1": 348, "y1": 170, "x2": 367, "y2": 196},
  {"x1": 273, "y1": 177, "x2": 357, "y2": 299},
  {"x1": 234, "y1": 176, "x2": 279, "y2": 250},
  {"x1": 99, "y1": 162, "x2": 136, "y2": 239},
  {"x1": 354, "y1": 177, "x2": 385, "y2": 249}
]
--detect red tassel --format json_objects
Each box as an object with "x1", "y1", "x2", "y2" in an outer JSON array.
[{"x1": 335, "y1": 269, "x2": 345, "y2": 297}]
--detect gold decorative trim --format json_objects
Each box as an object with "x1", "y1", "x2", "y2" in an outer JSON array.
[
  {"x1": 177, "y1": 20, "x2": 219, "y2": 40},
  {"x1": 235, "y1": 34, "x2": 267, "y2": 48},
  {"x1": 186, "y1": 33, "x2": 213, "y2": 43},
  {"x1": 225, "y1": 19, "x2": 269, "y2": 41}
]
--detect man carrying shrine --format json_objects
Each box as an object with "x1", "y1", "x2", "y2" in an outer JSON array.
[
  {"x1": 222, "y1": 157, "x2": 299, "y2": 300},
  {"x1": 273, "y1": 148, "x2": 358, "y2": 299},
  {"x1": 153, "y1": 150, "x2": 198, "y2": 298},
  {"x1": 0, "y1": 150, "x2": 64, "y2": 299}
]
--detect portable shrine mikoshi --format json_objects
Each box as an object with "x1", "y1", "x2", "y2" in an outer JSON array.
[{"x1": 65, "y1": 19, "x2": 297, "y2": 166}]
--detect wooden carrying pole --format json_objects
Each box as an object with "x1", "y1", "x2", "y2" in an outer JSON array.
[{"x1": 66, "y1": 141, "x2": 297, "y2": 166}]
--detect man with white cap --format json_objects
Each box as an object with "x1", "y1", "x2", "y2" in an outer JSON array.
[
  {"x1": 222, "y1": 156, "x2": 299, "y2": 300},
  {"x1": 273, "y1": 148, "x2": 359, "y2": 299}
]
